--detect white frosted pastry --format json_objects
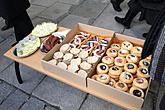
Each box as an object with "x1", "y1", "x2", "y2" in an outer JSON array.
[
  {"x1": 70, "y1": 58, "x2": 82, "y2": 65},
  {"x1": 53, "y1": 52, "x2": 63, "y2": 61},
  {"x1": 70, "y1": 48, "x2": 80, "y2": 57},
  {"x1": 77, "y1": 70, "x2": 88, "y2": 78},
  {"x1": 60, "y1": 44, "x2": 71, "y2": 53},
  {"x1": 48, "y1": 59, "x2": 57, "y2": 65},
  {"x1": 80, "y1": 61, "x2": 92, "y2": 71},
  {"x1": 78, "y1": 50, "x2": 89, "y2": 60},
  {"x1": 63, "y1": 53, "x2": 73, "y2": 64},
  {"x1": 87, "y1": 56, "x2": 99, "y2": 64},
  {"x1": 68, "y1": 64, "x2": 79, "y2": 73},
  {"x1": 57, "y1": 62, "x2": 67, "y2": 70}
]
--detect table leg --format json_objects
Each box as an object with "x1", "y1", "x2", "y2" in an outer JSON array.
[{"x1": 14, "y1": 61, "x2": 23, "y2": 84}]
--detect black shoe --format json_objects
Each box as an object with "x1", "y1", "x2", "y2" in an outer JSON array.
[
  {"x1": 1, "y1": 21, "x2": 13, "y2": 31},
  {"x1": 111, "y1": 0, "x2": 122, "y2": 12},
  {"x1": 114, "y1": 16, "x2": 130, "y2": 29}
]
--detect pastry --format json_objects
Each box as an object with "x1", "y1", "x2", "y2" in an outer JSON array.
[
  {"x1": 124, "y1": 63, "x2": 137, "y2": 74},
  {"x1": 121, "y1": 41, "x2": 133, "y2": 50},
  {"x1": 80, "y1": 61, "x2": 92, "y2": 71},
  {"x1": 108, "y1": 78, "x2": 116, "y2": 87},
  {"x1": 67, "y1": 64, "x2": 79, "y2": 73},
  {"x1": 129, "y1": 87, "x2": 144, "y2": 98},
  {"x1": 31, "y1": 22, "x2": 57, "y2": 37},
  {"x1": 48, "y1": 59, "x2": 57, "y2": 66},
  {"x1": 110, "y1": 43, "x2": 121, "y2": 51},
  {"x1": 53, "y1": 51, "x2": 63, "y2": 61},
  {"x1": 70, "y1": 58, "x2": 81, "y2": 66},
  {"x1": 133, "y1": 77, "x2": 148, "y2": 89},
  {"x1": 60, "y1": 44, "x2": 71, "y2": 53},
  {"x1": 119, "y1": 71, "x2": 133, "y2": 84},
  {"x1": 146, "y1": 55, "x2": 152, "y2": 62},
  {"x1": 131, "y1": 46, "x2": 143, "y2": 57},
  {"x1": 96, "y1": 74, "x2": 110, "y2": 84},
  {"x1": 77, "y1": 70, "x2": 88, "y2": 78},
  {"x1": 70, "y1": 48, "x2": 80, "y2": 57},
  {"x1": 126, "y1": 54, "x2": 139, "y2": 63},
  {"x1": 91, "y1": 75, "x2": 98, "y2": 80},
  {"x1": 106, "y1": 48, "x2": 118, "y2": 57},
  {"x1": 40, "y1": 35, "x2": 60, "y2": 53},
  {"x1": 109, "y1": 66, "x2": 122, "y2": 76},
  {"x1": 115, "y1": 82, "x2": 128, "y2": 92},
  {"x1": 63, "y1": 53, "x2": 73, "y2": 64},
  {"x1": 57, "y1": 62, "x2": 67, "y2": 70},
  {"x1": 114, "y1": 57, "x2": 126, "y2": 67},
  {"x1": 108, "y1": 73, "x2": 119, "y2": 80},
  {"x1": 87, "y1": 56, "x2": 99, "y2": 65},
  {"x1": 139, "y1": 59, "x2": 150, "y2": 68},
  {"x1": 92, "y1": 47, "x2": 106, "y2": 57},
  {"x1": 97, "y1": 63, "x2": 109, "y2": 74},
  {"x1": 102, "y1": 56, "x2": 114, "y2": 67},
  {"x1": 118, "y1": 49, "x2": 129, "y2": 57},
  {"x1": 137, "y1": 67, "x2": 150, "y2": 78},
  {"x1": 78, "y1": 50, "x2": 89, "y2": 60}
]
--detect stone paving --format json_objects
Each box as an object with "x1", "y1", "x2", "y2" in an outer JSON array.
[{"x1": 0, "y1": 0, "x2": 164, "y2": 110}]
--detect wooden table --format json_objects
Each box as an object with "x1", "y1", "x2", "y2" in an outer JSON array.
[{"x1": 4, "y1": 27, "x2": 159, "y2": 110}]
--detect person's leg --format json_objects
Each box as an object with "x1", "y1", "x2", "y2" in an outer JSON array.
[
  {"x1": 111, "y1": 0, "x2": 124, "y2": 12},
  {"x1": 160, "y1": 93, "x2": 165, "y2": 110},
  {"x1": 114, "y1": 4, "x2": 141, "y2": 29},
  {"x1": 1, "y1": 20, "x2": 13, "y2": 31},
  {"x1": 12, "y1": 11, "x2": 33, "y2": 42}
]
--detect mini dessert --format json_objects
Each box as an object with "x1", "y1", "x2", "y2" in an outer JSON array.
[
  {"x1": 139, "y1": 59, "x2": 150, "y2": 68},
  {"x1": 70, "y1": 48, "x2": 80, "y2": 57},
  {"x1": 80, "y1": 61, "x2": 92, "y2": 71},
  {"x1": 126, "y1": 54, "x2": 139, "y2": 63},
  {"x1": 60, "y1": 44, "x2": 71, "y2": 53},
  {"x1": 131, "y1": 46, "x2": 143, "y2": 57},
  {"x1": 108, "y1": 73, "x2": 119, "y2": 80},
  {"x1": 92, "y1": 47, "x2": 106, "y2": 57},
  {"x1": 111, "y1": 43, "x2": 121, "y2": 51},
  {"x1": 102, "y1": 56, "x2": 114, "y2": 67},
  {"x1": 146, "y1": 55, "x2": 152, "y2": 61},
  {"x1": 67, "y1": 64, "x2": 79, "y2": 73},
  {"x1": 119, "y1": 72, "x2": 133, "y2": 84},
  {"x1": 109, "y1": 66, "x2": 122, "y2": 76},
  {"x1": 48, "y1": 59, "x2": 57, "y2": 66},
  {"x1": 53, "y1": 51, "x2": 64, "y2": 61},
  {"x1": 115, "y1": 82, "x2": 128, "y2": 92},
  {"x1": 118, "y1": 49, "x2": 129, "y2": 57},
  {"x1": 63, "y1": 53, "x2": 73, "y2": 64},
  {"x1": 57, "y1": 62, "x2": 67, "y2": 70},
  {"x1": 108, "y1": 78, "x2": 116, "y2": 87},
  {"x1": 87, "y1": 56, "x2": 99, "y2": 65},
  {"x1": 78, "y1": 50, "x2": 89, "y2": 60},
  {"x1": 124, "y1": 63, "x2": 137, "y2": 74},
  {"x1": 121, "y1": 41, "x2": 133, "y2": 50},
  {"x1": 70, "y1": 58, "x2": 81, "y2": 66},
  {"x1": 91, "y1": 75, "x2": 98, "y2": 80},
  {"x1": 133, "y1": 77, "x2": 148, "y2": 89},
  {"x1": 106, "y1": 48, "x2": 118, "y2": 57},
  {"x1": 96, "y1": 74, "x2": 110, "y2": 84},
  {"x1": 40, "y1": 35, "x2": 60, "y2": 53},
  {"x1": 129, "y1": 87, "x2": 144, "y2": 98},
  {"x1": 97, "y1": 63, "x2": 109, "y2": 74},
  {"x1": 77, "y1": 70, "x2": 88, "y2": 78},
  {"x1": 114, "y1": 57, "x2": 126, "y2": 67},
  {"x1": 137, "y1": 67, "x2": 150, "y2": 78}
]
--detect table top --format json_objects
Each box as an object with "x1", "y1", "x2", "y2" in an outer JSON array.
[{"x1": 4, "y1": 27, "x2": 141, "y2": 110}]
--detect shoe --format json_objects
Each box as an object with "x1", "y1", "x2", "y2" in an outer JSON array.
[
  {"x1": 111, "y1": 0, "x2": 124, "y2": 12},
  {"x1": 115, "y1": 16, "x2": 130, "y2": 29},
  {"x1": 1, "y1": 21, "x2": 13, "y2": 31}
]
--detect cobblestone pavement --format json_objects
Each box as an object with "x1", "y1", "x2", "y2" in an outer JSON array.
[{"x1": 0, "y1": 0, "x2": 164, "y2": 110}]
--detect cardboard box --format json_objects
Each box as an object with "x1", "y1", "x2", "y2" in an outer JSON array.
[
  {"x1": 87, "y1": 33, "x2": 150, "y2": 110},
  {"x1": 41, "y1": 23, "x2": 114, "y2": 88}
]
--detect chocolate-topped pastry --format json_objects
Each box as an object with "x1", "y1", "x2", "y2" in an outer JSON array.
[
  {"x1": 139, "y1": 59, "x2": 150, "y2": 68},
  {"x1": 109, "y1": 66, "x2": 122, "y2": 76},
  {"x1": 119, "y1": 72, "x2": 133, "y2": 84},
  {"x1": 137, "y1": 67, "x2": 150, "y2": 78},
  {"x1": 126, "y1": 54, "x2": 138, "y2": 63},
  {"x1": 129, "y1": 87, "x2": 144, "y2": 98},
  {"x1": 133, "y1": 78, "x2": 148, "y2": 89},
  {"x1": 115, "y1": 82, "x2": 128, "y2": 92},
  {"x1": 97, "y1": 63, "x2": 109, "y2": 74},
  {"x1": 124, "y1": 63, "x2": 137, "y2": 74}
]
